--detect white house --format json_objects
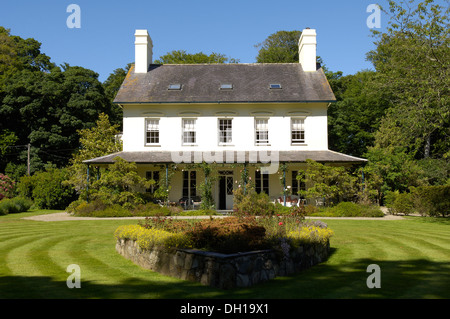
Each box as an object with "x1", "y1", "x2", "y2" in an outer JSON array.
[{"x1": 85, "y1": 28, "x2": 366, "y2": 210}]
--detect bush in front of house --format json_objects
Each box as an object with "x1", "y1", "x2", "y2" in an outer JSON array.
[
  {"x1": 314, "y1": 201, "x2": 385, "y2": 217},
  {"x1": 391, "y1": 185, "x2": 450, "y2": 217},
  {"x1": 232, "y1": 186, "x2": 275, "y2": 216},
  {"x1": 67, "y1": 199, "x2": 174, "y2": 217},
  {"x1": 16, "y1": 168, "x2": 77, "y2": 210},
  {"x1": 0, "y1": 197, "x2": 33, "y2": 215}
]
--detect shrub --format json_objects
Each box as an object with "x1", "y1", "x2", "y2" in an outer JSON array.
[
  {"x1": 0, "y1": 174, "x2": 16, "y2": 200},
  {"x1": 233, "y1": 187, "x2": 274, "y2": 216},
  {"x1": 287, "y1": 225, "x2": 334, "y2": 245},
  {"x1": 410, "y1": 185, "x2": 450, "y2": 217},
  {"x1": 186, "y1": 217, "x2": 267, "y2": 253},
  {"x1": 0, "y1": 197, "x2": 33, "y2": 215},
  {"x1": 17, "y1": 168, "x2": 77, "y2": 209},
  {"x1": 385, "y1": 191, "x2": 415, "y2": 215},
  {"x1": 314, "y1": 202, "x2": 384, "y2": 217},
  {"x1": 114, "y1": 225, "x2": 192, "y2": 250}
]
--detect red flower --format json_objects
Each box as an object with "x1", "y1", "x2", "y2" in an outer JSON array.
[{"x1": 279, "y1": 222, "x2": 283, "y2": 226}]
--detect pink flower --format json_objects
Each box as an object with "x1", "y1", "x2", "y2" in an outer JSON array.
[{"x1": 279, "y1": 222, "x2": 283, "y2": 226}]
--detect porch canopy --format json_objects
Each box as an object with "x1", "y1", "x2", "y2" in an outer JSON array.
[{"x1": 83, "y1": 150, "x2": 367, "y2": 165}]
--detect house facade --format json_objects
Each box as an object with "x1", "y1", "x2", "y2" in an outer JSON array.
[{"x1": 85, "y1": 29, "x2": 366, "y2": 210}]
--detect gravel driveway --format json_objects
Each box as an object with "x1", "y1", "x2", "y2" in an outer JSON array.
[{"x1": 23, "y1": 212, "x2": 405, "y2": 222}]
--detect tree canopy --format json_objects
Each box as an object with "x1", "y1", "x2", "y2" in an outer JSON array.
[
  {"x1": 154, "y1": 50, "x2": 239, "y2": 64},
  {"x1": 255, "y1": 30, "x2": 302, "y2": 63}
]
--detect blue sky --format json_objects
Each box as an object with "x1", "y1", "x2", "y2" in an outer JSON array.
[{"x1": 0, "y1": 0, "x2": 390, "y2": 82}]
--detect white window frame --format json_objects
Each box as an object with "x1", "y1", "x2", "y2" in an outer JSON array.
[
  {"x1": 182, "y1": 118, "x2": 197, "y2": 146},
  {"x1": 145, "y1": 118, "x2": 160, "y2": 146},
  {"x1": 291, "y1": 117, "x2": 306, "y2": 145},
  {"x1": 218, "y1": 118, "x2": 233, "y2": 145},
  {"x1": 255, "y1": 118, "x2": 269, "y2": 145}
]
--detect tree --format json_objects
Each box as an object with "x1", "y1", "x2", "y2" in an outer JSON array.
[
  {"x1": 90, "y1": 157, "x2": 151, "y2": 207},
  {"x1": 364, "y1": 146, "x2": 426, "y2": 200},
  {"x1": 154, "y1": 50, "x2": 239, "y2": 64},
  {"x1": 255, "y1": 30, "x2": 302, "y2": 63},
  {"x1": 102, "y1": 63, "x2": 132, "y2": 128},
  {"x1": 327, "y1": 70, "x2": 391, "y2": 157},
  {"x1": 297, "y1": 159, "x2": 358, "y2": 205},
  {"x1": 1, "y1": 28, "x2": 119, "y2": 172},
  {"x1": 66, "y1": 113, "x2": 122, "y2": 192},
  {"x1": 367, "y1": 0, "x2": 450, "y2": 159}
]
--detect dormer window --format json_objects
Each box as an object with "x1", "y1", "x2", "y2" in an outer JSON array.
[
  {"x1": 220, "y1": 84, "x2": 233, "y2": 90},
  {"x1": 168, "y1": 84, "x2": 182, "y2": 90},
  {"x1": 269, "y1": 84, "x2": 282, "y2": 89}
]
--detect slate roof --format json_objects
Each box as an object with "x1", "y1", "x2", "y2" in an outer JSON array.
[
  {"x1": 113, "y1": 63, "x2": 336, "y2": 104},
  {"x1": 83, "y1": 150, "x2": 367, "y2": 165}
]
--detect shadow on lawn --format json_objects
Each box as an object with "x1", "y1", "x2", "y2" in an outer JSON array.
[{"x1": 1, "y1": 257, "x2": 449, "y2": 299}]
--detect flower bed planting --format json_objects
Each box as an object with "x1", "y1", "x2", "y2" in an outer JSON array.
[{"x1": 114, "y1": 214, "x2": 333, "y2": 289}]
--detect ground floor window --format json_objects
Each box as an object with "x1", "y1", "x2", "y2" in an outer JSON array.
[
  {"x1": 146, "y1": 171, "x2": 160, "y2": 193},
  {"x1": 182, "y1": 170, "x2": 196, "y2": 197},
  {"x1": 291, "y1": 170, "x2": 306, "y2": 198},
  {"x1": 255, "y1": 170, "x2": 269, "y2": 195}
]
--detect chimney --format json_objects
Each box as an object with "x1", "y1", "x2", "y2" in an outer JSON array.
[
  {"x1": 298, "y1": 28, "x2": 317, "y2": 72},
  {"x1": 134, "y1": 29, "x2": 153, "y2": 73}
]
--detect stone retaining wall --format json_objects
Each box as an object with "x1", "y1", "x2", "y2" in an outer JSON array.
[{"x1": 116, "y1": 239, "x2": 330, "y2": 289}]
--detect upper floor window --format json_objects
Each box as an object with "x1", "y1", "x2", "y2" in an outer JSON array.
[
  {"x1": 218, "y1": 119, "x2": 232, "y2": 144},
  {"x1": 145, "y1": 119, "x2": 160, "y2": 144},
  {"x1": 255, "y1": 118, "x2": 269, "y2": 145},
  {"x1": 182, "y1": 118, "x2": 196, "y2": 145},
  {"x1": 291, "y1": 118, "x2": 305, "y2": 144}
]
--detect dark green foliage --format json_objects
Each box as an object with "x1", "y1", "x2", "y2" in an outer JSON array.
[
  {"x1": 319, "y1": 202, "x2": 384, "y2": 217},
  {"x1": 154, "y1": 50, "x2": 239, "y2": 64},
  {"x1": 233, "y1": 186, "x2": 275, "y2": 216},
  {"x1": 411, "y1": 185, "x2": 450, "y2": 217},
  {"x1": 255, "y1": 30, "x2": 302, "y2": 63},
  {"x1": 16, "y1": 168, "x2": 76, "y2": 209},
  {"x1": 0, "y1": 196, "x2": 33, "y2": 215}
]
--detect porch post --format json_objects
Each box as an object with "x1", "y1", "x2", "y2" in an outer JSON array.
[
  {"x1": 165, "y1": 163, "x2": 169, "y2": 206},
  {"x1": 243, "y1": 163, "x2": 247, "y2": 195},
  {"x1": 86, "y1": 164, "x2": 90, "y2": 203},
  {"x1": 283, "y1": 163, "x2": 286, "y2": 207}
]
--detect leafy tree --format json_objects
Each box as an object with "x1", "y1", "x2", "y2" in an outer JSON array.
[
  {"x1": 1, "y1": 28, "x2": 119, "y2": 171},
  {"x1": 66, "y1": 112, "x2": 122, "y2": 192},
  {"x1": 364, "y1": 146, "x2": 426, "y2": 200},
  {"x1": 154, "y1": 50, "x2": 239, "y2": 64},
  {"x1": 297, "y1": 159, "x2": 358, "y2": 205},
  {"x1": 328, "y1": 70, "x2": 391, "y2": 157},
  {"x1": 102, "y1": 63, "x2": 132, "y2": 127},
  {"x1": 367, "y1": 0, "x2": 450, "y2": 159},
  {"x1": 90, "y1": 157, "x2": 152, "y2": 207},
  {"x1": 255, "y1": 30, "x2": 302, "y2": 63}
]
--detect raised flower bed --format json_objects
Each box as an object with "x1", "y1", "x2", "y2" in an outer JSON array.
[{"x1": 114, "y1": 215, "x2": 333, "y2": 289}]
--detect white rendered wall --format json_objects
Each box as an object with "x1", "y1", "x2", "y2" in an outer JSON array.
[{"x1": 122, "y1": 103, "x2": 328, "y2": 152}]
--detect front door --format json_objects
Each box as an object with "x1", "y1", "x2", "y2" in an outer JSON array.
[{"x1": 218, "y1": 172, "x2": 234, "y2": 210}]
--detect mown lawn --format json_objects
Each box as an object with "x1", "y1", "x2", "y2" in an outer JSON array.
[{"x1": 0, "y1": 210, "x2": 449, "y2": 299}]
